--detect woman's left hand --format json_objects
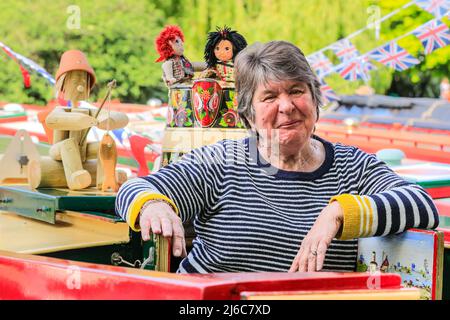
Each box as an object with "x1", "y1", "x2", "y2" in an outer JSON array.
[{"x1": 289, "y1": 201, "x2": 344, "y2": 272}]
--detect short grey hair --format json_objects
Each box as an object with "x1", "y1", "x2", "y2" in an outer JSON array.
[{"x1": 234, "y1": 41, "x2": 323, "y2": 129}]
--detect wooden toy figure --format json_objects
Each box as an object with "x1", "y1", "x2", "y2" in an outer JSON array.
[
  {"x1": 44, "y1": 50, "x2": 128, "y2": 190},
  {"x1": 155, "y1": 25, "x2": 205, "y2": 87},
  {"x1": 202, "y1": 26, "x2": 247, "y2": 83}
]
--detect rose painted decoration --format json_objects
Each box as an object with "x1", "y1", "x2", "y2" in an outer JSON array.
[{"x1": 192, "y1": 79, "x2": 222, "y2": 127}]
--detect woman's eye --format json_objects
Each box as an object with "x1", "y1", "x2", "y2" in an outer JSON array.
[
  {"x1": 263, "y1": 96, "x2": 275, "y2": 102},
  {"x1": 291, "y1": 89, "x2": 304, "y2": 95},
  {"x1": 225, "y1": 47, "x2": 230, "y2": 50}
]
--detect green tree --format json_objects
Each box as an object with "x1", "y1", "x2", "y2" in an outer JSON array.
[
  {"x1": 0, "y1": 0, "x2": 167, "y2": 105},
  {"x1": 378, "y1": 0, "x2": 450, "y2": 97},
  {"x1": 0, "y1": 0, "x2": 448, "y2": 105}
]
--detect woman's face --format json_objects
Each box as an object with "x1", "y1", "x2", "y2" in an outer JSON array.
[
  {"x1": 214, "y1": 40, "x2": 233, "y2": 62},
  {"x1": 250, "y1": 80, "x2": 317, "y2": 149},
  {"x1": 170, "y1": 36, "x2": 184, "y2": 56}
]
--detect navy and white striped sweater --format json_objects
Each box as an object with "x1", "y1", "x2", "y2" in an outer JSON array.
[{"x1": 115, "y1": 136, "x2": 439, "y2": 273}]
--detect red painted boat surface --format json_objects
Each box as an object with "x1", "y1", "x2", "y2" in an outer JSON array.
[
  {"x1": 0, "y1": 250, "x2": 401, "y2": 300},
  {"x1": 435, "y1": 198, "x2": 450, "y2": 245},
  {"x1": 316, "y1": 123, "x2": 450, "y2": 164}
]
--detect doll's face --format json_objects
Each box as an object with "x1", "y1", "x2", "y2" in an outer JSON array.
[
  {"x1": 63, "y1": 70, "x2": 89, "y2": 103},
  {"x1": 170, "y1": 36, "x2": 184, "y2": 56},
  {"x1": 214, "y1": 40, "x2": 233, "y2": 62}
]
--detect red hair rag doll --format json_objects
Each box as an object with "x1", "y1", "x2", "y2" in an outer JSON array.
[{"x1": 155, "y1": 25, "x2": 195, "y2": 86}]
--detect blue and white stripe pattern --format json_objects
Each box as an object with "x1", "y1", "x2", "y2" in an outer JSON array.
[{"x1": 116, "y1": 136, "x2": 439, "y2": 273}]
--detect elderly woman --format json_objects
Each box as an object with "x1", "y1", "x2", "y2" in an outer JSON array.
[{"x1": 116, "y1": 41, "x2": 438, "y2": 273}]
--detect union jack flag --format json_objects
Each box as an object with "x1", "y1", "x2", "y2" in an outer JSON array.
[
  {"x1": 412, "y1": 19, "x2": 450, "y2": 54},
  {"x1": 369, "y1": 42, "x2": 420, "y2": 71},
  {"x1": 329, "y1": 39, "x2": 360, "y2": 63},
  {"x1": 335, "y1": 56, "x2": 374, "y2": 81},
  {"x1": 307, "y1": 52, "x2": 334, "y2": 78},
  {"x1": 414, "y1": 0, "x2": 450, "y2": 19},
  {"x1": 0, "y1": 41, "x2": 55, "y2": 86},
  {"x1": 320, "y1": 79, "x2": 340, "y2": 104}
]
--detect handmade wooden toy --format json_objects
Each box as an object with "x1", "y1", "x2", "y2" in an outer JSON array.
[
  {"x1": 43, "y1": 50, "x2": 129, "y2": 191},
  {"x1": 0, "y1": 130, "x2": 41, "y2": 188}
]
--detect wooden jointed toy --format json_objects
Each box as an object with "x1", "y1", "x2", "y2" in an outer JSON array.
[
  {"x1": 0, "y1": 130, "x2": 41, "y2": 188},
  {"x1": 43, "y1": 50, "x2": 128, "y2": 191}
]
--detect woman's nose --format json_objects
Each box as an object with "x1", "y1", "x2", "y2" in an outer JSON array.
[{"x1": 278, "y1": 95, "x2": 295, "y2": 114}]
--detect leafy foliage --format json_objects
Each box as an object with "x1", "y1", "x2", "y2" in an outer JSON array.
[{"x1": 0, "y1": 0, "x2": 448, "y2": 106}]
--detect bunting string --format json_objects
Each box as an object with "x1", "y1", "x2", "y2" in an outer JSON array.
[
  {"x1": 309, "y1": 0, "x2": 450, "y2": 103},
  {"x1": 0, "y1": 41, "x2": 55, "y2": 86}
]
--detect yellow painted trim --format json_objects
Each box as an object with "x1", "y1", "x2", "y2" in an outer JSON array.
[
  {"x1": 127, "y1": 192, "x2": 179, "y2": 232},
  {"x1": 362, "y1": 196, "x2": 374, "y2": 237},
  {"x1": 330, "y1": 194, "x2": 362, "y2": 240},
  {"x1": 354, "y1": 196, "x2": 365, "y2": 236}
]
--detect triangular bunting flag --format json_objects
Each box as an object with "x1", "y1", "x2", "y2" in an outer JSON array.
[
  {"x1": 335, "y1": 56, "x2": 374, "y2": 81},
  {"x1": 307, "y1": 52, "x2": 334, "y2": 78},
  {"x1": 0, "y1": 41, "x2": 55, "y2": 86},
  {"x1": 320, "y1": 79, "x2": 340, "y2": 103},
  {"x1": 414, "y1": 0, "x2": 450, "y2": 19},
  {"x1": 369, "y1": 42, "x2": 420, "y2": 71},
  {"x1": 412, "y1": 19, "x2": 450, "y2": 54},
  {"x1": 329, "y1": 39, "x2": 360, "y2": 63}
]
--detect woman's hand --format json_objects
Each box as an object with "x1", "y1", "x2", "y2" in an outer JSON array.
[
  {"x1": 289, "y1": 201, "x2": 343, "y2": 272},
  {"x1": 139, "y1": 201, "x2": 187, "y2": 258}
]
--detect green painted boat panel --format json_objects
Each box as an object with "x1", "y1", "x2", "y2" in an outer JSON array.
[
  {"x1": 0, "y1": 112, "x2": 27, "y2": 119},
  {"x1": 443, "y1": 248, "x2": 450, "y2": 300},
  {"x1": 0, "y1": 186, "x2": 56, "y2": 223},
  {"x1": 0, "y1": 186, "x2": 116, "y2": 224},
  {"x1": 439, "y1": 216, "x2": 450, "y2": 228},
  {"x1": 393, "y1": 163, "x2": 450, "y2": 188}
]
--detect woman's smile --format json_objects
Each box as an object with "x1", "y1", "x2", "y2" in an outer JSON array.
[{"x1": 277, "y1": 119, "x2": 303, "y2": 129}]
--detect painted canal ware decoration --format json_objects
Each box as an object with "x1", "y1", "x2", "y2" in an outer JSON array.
[
  {"x1": 192, "y1": 79, "x2": 222, "y2": 127},
  {"x1": 166, "y1": 82, "x2": 244, "y2": 129},
  {"x1": 218, "y1": 86, "x2": 244, "y2": 128},
  {"x1": 167, "y1": 84, "x2": 194, "y2": 128},
  {"x1": 357, "y1": 229, "x2": 444, "y2": 300}
]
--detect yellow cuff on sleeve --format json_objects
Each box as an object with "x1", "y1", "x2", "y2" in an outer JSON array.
[
  {"x1": 330, "y1": 194, "x2": 362, "y2": 240},
  {"x1": 127, "y1": 192, "x2": 179, "y2": 232}
]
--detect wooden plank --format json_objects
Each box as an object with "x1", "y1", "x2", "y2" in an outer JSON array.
[
  {"x1": 0, "y1": 210, "x2": 129, "y2": 254},
  {"x1": 241, "y1": 288, "x2": 421, "y2": 300}
]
